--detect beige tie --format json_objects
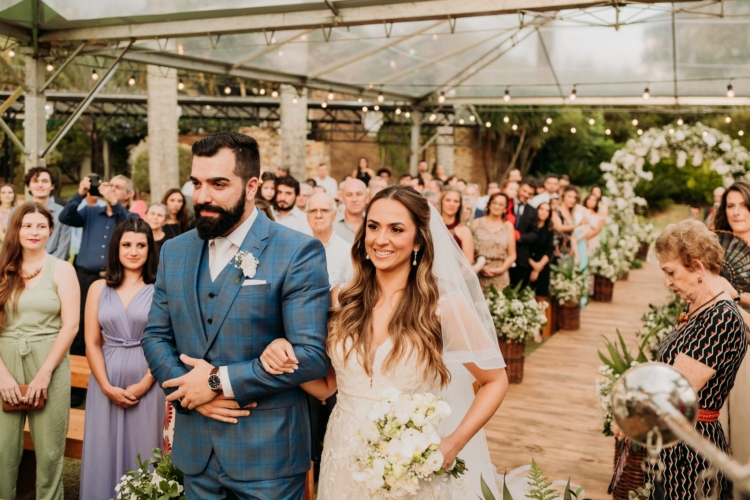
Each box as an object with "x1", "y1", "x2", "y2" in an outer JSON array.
[{"x1": 209, "y1": 237, "x2": 234, "y2": 281}]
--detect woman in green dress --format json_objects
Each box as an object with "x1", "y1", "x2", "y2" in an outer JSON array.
[{"x1": 0, "y1": 202, "x2": 80, "y2": 500}]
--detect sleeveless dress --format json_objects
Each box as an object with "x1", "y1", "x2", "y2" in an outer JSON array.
[
  {"x1": 472, "y1": 218, "x2": 510, "y2": 292},
  {"x1": 651, "y1": 300, "x2": 747, "y2": 499},
  {"x1": 318, "y1": 339, "x2": 473, "y2": 499},
  {"x1": 79, "y1": 284, "x2": 165, "y2": 500}
]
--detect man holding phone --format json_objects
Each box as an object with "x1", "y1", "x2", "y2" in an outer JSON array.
[{"x1": 59, "y1": 174, "x2": 137, "y2": 405}]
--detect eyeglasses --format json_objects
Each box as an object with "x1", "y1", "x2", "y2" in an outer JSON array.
[{"x1": 306, "y1": 208, "x2": 334, "y2": 216}]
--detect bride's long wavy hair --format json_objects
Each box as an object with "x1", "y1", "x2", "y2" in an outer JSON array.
[{"x1": 328, "y1": 186, "x2": 450, "y2": 387}]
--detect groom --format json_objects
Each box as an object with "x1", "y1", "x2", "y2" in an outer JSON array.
[{"x1": 142, "y1": 132, "x2": 330, "y2": 499}]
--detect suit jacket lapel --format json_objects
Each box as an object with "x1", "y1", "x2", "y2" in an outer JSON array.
[
  {"x1": 183, "y1": 232, "x2": 208, "y2": 343},
  {"x1": 202, "y1": 212, "x2": 271, "y2": 355}
]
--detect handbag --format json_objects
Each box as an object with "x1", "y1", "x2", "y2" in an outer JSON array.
[{"x1": 1, "y1": 385, "x2": 46, "y2": 411}]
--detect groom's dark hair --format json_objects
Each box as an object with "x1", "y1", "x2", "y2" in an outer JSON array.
[{"x1": 192, "y1": 132, "x2": 261, "y2": 185}]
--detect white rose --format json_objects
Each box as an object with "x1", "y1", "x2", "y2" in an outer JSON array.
[
  {"x1": 425, "y1": 450, "x2": 444, "y2": 471},
  {"x1": 240, "y1": 255, "x2": 258, "y2": 278}
]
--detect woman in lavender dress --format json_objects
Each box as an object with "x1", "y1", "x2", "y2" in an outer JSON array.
[{"x1": 79, "y1": 218, "x2": 163, "y2": 500}]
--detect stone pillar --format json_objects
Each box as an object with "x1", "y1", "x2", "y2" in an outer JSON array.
[
  {"x1": 436, "y1": 125, "x2": 455, "y2": 175},
  {"x1": 409, "y1": 111, "x2": 421, "y2": 176},
  {"x1": 23, "y1": 50, "x2": 47, "y2": 172},
  {"x1": 279, "y1": 85, "x2": 308, "y2": 180},
  {"x1": 147, "y1": 65, "x2": 179, "y2": 203}
]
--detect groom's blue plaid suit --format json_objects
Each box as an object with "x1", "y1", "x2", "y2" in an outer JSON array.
[{"x1": 142, "y1": 210, "x2": 330, "y2": 483}]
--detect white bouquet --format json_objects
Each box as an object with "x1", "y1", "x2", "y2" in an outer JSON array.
[
  {"x1": 634, "y1": 293, "x2": 683, "y2": 360},
  {"x1": 634, "y1": 222, "x2": 658, "y2": 245},
  {"x1": 349, "y1": 389, "x2": 465, "y2": 498},
  {"x1": 486, "y1": 284, "x2": 547, "y2": 343},
  {"x1": 549, "y1": 258, "x2": 588, "y2": 305},
  {"x1": 112, "y1": 449, "x2": 184, "y2": 500},
  {"x1": 589, "y1": 232, "x2": 628, "y2": 282}
]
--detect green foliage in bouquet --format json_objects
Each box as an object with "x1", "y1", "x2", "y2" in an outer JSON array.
[
  {"x1": 486, "y1": 283, "x2": 547, "y2": 343},
  {"x1": 526, "y1": 459, "x2": 557, "y2": 500},
  {"x1": 635, "y1": 293, "x2": 684, "y2": 360},
  {"x1": 549, "y1": 259, "x2": 589, "y2": 305},
  {"x1": 596, "y1": 331, "x2": 650, "y2": 436},
  {"x1": 112, "y1": 448, "x2": 185, "y2": 500}
]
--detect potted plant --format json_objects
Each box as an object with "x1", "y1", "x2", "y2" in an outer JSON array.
[
  {"x1": 634, "y1": 221, "x2": 658, "y2": 260},
  {"x1": 634, "y1": 293, "x2": 684, "y2": 360},
  {"x1": 485, "y1": 284, "x2": 547, "y2": 384},
  {"x1": 113, "y1": 448, "x2": 184, "y2": 500},
  {"x1": 589, "y1": 236, "x2": 623, "y2": 302},
  {"x1": 595, "y1": 332, "x2": 651, "y2": 500},
  {"x1": 548, "y1": 259, "x2": 588, "y2": 331}
]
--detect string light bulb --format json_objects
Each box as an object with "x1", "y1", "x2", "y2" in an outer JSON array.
[
  {"x1": 543, "y1": 126, "x2": 549, "y2": 133},
  {"x1": 377, "y1": 91, "x2": 384, "y2": 103},
  {"x1": 438, "y1": 91, "x2": 445, "y2": 104},
  {"x1": 546, "y1": 117, "x2": 552, "y2": 124},
  {"x1": 605, "y1": 128, "x2": 611, "y2": 135},
  {"x1": 569, "y1": 87, "x2": 577, "y2": 101},
  {"x1": 669, "y1": 128, "x2": 675, "y2": 134},
  {"x1": 328, "y1": 88, "x2": 334, "y2": 101},
  {"x1": 224, "y1": 85, "x2": 231, "y2": 95},
  {"x1": 485, "y1": 121, "x2": 491, "y2": 128},
  {"x1": 259, "y1": 88, "x2": 266, "y2": 95},
  {"x1": 632, "y1": 119, "x2": 638, "y2": 126},
  {"x1": 430, "y1": 113, "x2": 437, "y2": 121},
  {"x1": 503, "y1": 116, "x2": 509, "y2": 123},
  {"x1": 374, "y1": 105, "x2": 380, "y2": 111},
  {"x1": 726, "y1": 116, "x2": 732, "y2": 123},
  {"x1": 459, "y1": 119, "x2": 465, "y2": 125},
  {"x1": 395, "y1": 107, "x2": 401, "y2": 115},
  {"x1": 588, "y1": 118, "x2": 595, "y2": 125},
  {"x1": 740, "y1": 130, "x2": 745, "y2": 137},
  {"x1": 91, "y1": 69, "x2": 98, "y2": 81},
  {"x1": 512, "y1": 124, "x2": 518, "y2": 130},
  {"x1": 570, "y1": 127, "x2": 577, "y2": 134},
  {"x1": 727, "y1": 84, "x2": 735, "y2": 98},
  {"x1": 178, "y1": 79, "x2": 185, "y2": 90},
  {"x1": 405, "y1": 111, "x2": 411, "y2": 118},
  {"x1": 637, "y1": 129, "x2": 643, "y2": 135},
  {"x1": 271, "y1": 90, "x2": 279, "y2": 98},
  {"x1": 8, "y1": 48, "x2": 14, "y2": 57},
  {"x1": 503, "y1": 89, "x2": 510, "y2": 102},
  {"x1": 321, "y1": 101, "x2": 327, "y2": 108},
  {"x1": 677, "y1": 118, "x2": 683, "y2": 125},
  {"x1": 642, "y1": 87, "x2": 650, "y2": 100},
  {"x1": 292, "y1": 97, "x2": 298, "y2": 104},
  {"x1": 357, "y1": 97, "x2": 363, "y2": 103},
  {"x1": 469, "y1": 115, "x2": 475, "y2": 122},
  {"x1": 362, "y1": 106, "x2": 368, "y2": 112},
  {"x1": 128, "y1": 74, "x2": 136, "y2": 86}
]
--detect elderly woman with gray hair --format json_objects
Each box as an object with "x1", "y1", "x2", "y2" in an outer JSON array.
[{"x1": 613, "y1": 219, "x2": 747, "y2": 499}]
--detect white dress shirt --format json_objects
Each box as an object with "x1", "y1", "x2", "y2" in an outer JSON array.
[
  {"x1": 275, "y1": 205, "x2": 312, "y2": 235},
  {"x1": 209, "y1": 208, "x2": 258, "y2": 398},
  {"x1": 323, "y1": 233, "x2": 353, "y2": 287},
  {"x1": 314, "y1": 175, "x2": 339, "y2": 197}
]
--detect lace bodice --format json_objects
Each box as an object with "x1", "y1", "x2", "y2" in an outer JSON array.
[{"x1": 317, "y1": 338, "x2": 468, "y2": 499}]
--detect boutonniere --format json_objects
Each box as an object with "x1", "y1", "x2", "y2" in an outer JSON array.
[{"x1": 233, "y1": 250, "x2": 260, "y2": 283}]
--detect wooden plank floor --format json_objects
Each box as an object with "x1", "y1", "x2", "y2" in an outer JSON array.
[{"x1": 485, "y1": 262, "x2": 670, "y2": 498}]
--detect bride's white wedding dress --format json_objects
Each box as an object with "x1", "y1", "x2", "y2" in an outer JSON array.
[{"x1": 317, "y1": 337, "x2": 500, "y2": 499}]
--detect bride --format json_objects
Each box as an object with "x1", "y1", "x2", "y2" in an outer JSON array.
[{"x1": 260, "y1": 186, "x2": 508, "y2": 498}]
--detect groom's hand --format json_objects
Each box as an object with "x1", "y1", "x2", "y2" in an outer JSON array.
[
  {"x1": 163, "y1": 354, "x2": 217, "y2": 410},
  {"x1": 195, "y1": 395, "x2": 257, "y2": 424}
]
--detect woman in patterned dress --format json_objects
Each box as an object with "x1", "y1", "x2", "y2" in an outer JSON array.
[
  {"x1": 614, "y1": 220, "x2": 747, "y2": 499},
  {"x1": 471, "y1": 192, "x2": 516, "y2": 292}
]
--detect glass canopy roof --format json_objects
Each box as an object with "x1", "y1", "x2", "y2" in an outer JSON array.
[{"x1": 1, "y1": 0, "x2": 749, "y2": 102}]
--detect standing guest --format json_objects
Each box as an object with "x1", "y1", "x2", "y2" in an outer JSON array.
[
  {"x1": 145, "y1": 203, "x2": 172, "y2": 256},
  {"x1": 446, "y1": 175, "x2": 458, "y2": 187},
  {"x1": 274, "y1": 176, "x2": 312, "y2": 235},
  {"x1": 558, "y1": 174, "x2": 570, "y2": 191},
  {"x1": 551, "y1": 186, "x2": 585, "y2": 260},
  {"x1": 334, "y1": 178, "x2": 367, "y2": 243},
  {"x1": 432, "y1": 164, "x2": 449, "y2": 183},
  {"x1": 529, "y1": 202, "x2": 555, "y2": 298},
  {"x1": 59, "y1": 177, "x2": 137, "y2": 373},
  {"x1": 0, "y1": 183, "x2": 15, "y2": 243},
  {"x1": 351, "y1": 157, "x2": 374, "y2": 187},
  {"x1": 79, "y1": 218, "x2": 163, "y2": 500},
  {"x1": 464, "y1": 183, "x2": 481, "y2": 210},
  {"x1": 376, "y1": 168, "x2": 392, "y2": 184},
  {"x1": 461, "y1": 195, "x2": 474, "y2": 226},
  {"x1": 110, "y1": 175, "x2": 136, "y2": 214},
  {"x1": 614, "y1": 219, "x2": 747, "y2": 500},
  {"x1": 472, "y1": 192, "x2": 516, "y2": 292},
  {"x1": 705, "y1": 186, "x2": 726, "y2": 228},
  {"x1": 305, "y1": 179, "x2": 317, "y2": 188},
  {"x1": 509, "y1": 180, "x2": 539, "y2": 288},
  {"x1": 456, "y1": 179, "x2": 467, "y2": 191},
  {"x1": 439, "y1": 187, "x2": 474, "y2": 264},
  {"x1": 129, "y1": 188, "x2": 147, "y2": 218},
  {"x1": 589, "y1": 184, "x2": 609, "y2": 218},
  {"x1": 583, "y1": 194, "x2": 605, "y2": 255},
  {"x1": 0, "y1": 203, "x2": 79, "y2": 500},
  {"x1": 257, "y1": 172, "x2": 277, "y2": 203},
  {"x1": 530, "y1": 174, "x2": 560, "y2": 208},
  {"x1": 501, "y1": 180, "x2": 519, "y2": 224},
  {"x1": 417, "y1": 160, "x2": 432, "y2": 185},
  {"x1": 508, "y1": 168, "x2": 522, "y2": 183},
  {"x1": 427, "y1": 178, "x2": 444, "y2": 199},
  {"x1": 398, "y1": 173, "x2": 412, "y2": 186},
  {"x1": 474, "y1": 182, "x2": 500, "y2": 219},
  {"x1": 688, "y1": 205, "x2": 702, "y2": 220},
  {"x1": 367, "y1": 177, "x2": 389, "y2": 202},
  {"x1": 312, "y1": 186, "x2": 326, "y2": 195},
  {"x1": 162, "y1": 188, "x2": 189, "y2": 239},
  {"x1": 307, "y1": 192, "x2": 352, "y2": 288},
  {"x1": 423, "y1": 189, "x2": 438, "y2": 208},
  {"x1": 276, "y1": 167, "x2": 289, "y2": 177},
  {"x1": 68, "y1": 194, "x2": 106, "y2": 259},
  {"x1": 409, "y1": 175, "x2": 425, "y2": 193},
  {"x1": 296, "y1": 183, "x2": 313, "y2": 211},
  {"x1": 13, "y1": 167, "x2": 71, "y2": 260},
  {"x1": 535, "y1": 180, "x2": 545, "y2": 195},
  {"x1": 313, "y1": 163, "x2": 339, "y2": 197}
]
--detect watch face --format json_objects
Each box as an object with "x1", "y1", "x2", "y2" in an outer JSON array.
[{"x1": 208, "y1": 374, "x2": 221, "y2": 391}]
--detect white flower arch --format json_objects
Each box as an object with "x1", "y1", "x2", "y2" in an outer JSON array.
[{"x1": 599, "y1": 122, "x2": 750, "y2": 262}]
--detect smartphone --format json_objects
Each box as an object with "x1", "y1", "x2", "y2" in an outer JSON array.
[{"x1": 88, "y1": 174, "x2": 102, "y2": 197}]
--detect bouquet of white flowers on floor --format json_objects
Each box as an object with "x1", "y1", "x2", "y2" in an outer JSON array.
[
  {"x1": 635, "y1": 221, "x2": 658, "y2": 245},
  {"x1": 589, "y1": 235, "x2": 626, "y2": 282},
  {"x1": 112, "y1": 448, "x2": 184, "y2": 500},
  {"x1": 549, "y1": 258, "x2": 589, "y2": 305},
  {"x1": 486, "y1": 284, "x2": 547, "y2": 343},
  {"x1": 349, "y1": 389, "x2": 466, "y2": 498}
]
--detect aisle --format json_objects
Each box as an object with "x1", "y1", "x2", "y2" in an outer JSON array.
[{"x1": 484, "y1": 262, "x2": 670, "y2": 498}]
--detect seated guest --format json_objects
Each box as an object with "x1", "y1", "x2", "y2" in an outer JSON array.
[
  {"x1": 334, "y1": 178, "x2": 367, "y2": 243},
  {"x1": 145, "y1": 203, "x2": 172, "y2": 256},
  {"x1": 439, "y1": 187, "x2": 474, "y2": 264},
  {"x1": 472, "y1": 192, "x2": 516, "y2": 292},
  {"x1": 509, "y1": 180, "x2": 539, "y2": 288},
  {"x1": 297, "y1": 183, "x2": 313, "y2": 211},
  {"x1": 162, "y1": 188, "x2": 190, "y2": 239},
  {"x1": 79, "y1": 218, "x2": 163, "y2": 500},
  {"x1": 0, "y1": 203, "x2": 79, "y2": 500},
  {"x1": 274, "y1": 175, "x2": 312, "y2": 235}
]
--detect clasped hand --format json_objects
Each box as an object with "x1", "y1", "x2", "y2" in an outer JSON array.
[{"x1": 164, "y1": 354, "x2": 219, "y2": 410}]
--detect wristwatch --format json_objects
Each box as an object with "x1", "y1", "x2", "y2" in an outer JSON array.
[{"x1": 208, "y1": 367, "x2": 222, "y2": 394}]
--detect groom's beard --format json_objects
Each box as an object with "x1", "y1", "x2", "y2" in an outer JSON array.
[{"x1": 194, "y1": 193, "x2": 246, "y2": 240}]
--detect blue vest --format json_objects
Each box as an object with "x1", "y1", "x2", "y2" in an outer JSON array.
[{"x1": 196, "y1": 242, "x2": 236, "y2": 346}]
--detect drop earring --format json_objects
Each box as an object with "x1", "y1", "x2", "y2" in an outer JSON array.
[
  {"x1": 366, "y1": 253, "x2": 370, "y2": 260},
  {"x1": 413, "y1": 250, "x2": 418, "y2": 266}
]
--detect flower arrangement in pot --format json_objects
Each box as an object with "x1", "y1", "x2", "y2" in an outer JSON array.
[
  {"x1": 113, "y1": 448, "x2": 184, "y2": 500},
  {"x1": 485, "y1": 284, "x2": 547, "y2": 384},
  {"x1": 548, "y1": 259, "x2": 588, "y2": 331},
  {"x1": 589, "y1": 233, "x2": 625, "y2": 302},
  {"x1": 634, "y1": 293, "x2": 684, "y2": 360},
  {"x1": 634, "y1": 222, "x2": 657, "y2": 260}
]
